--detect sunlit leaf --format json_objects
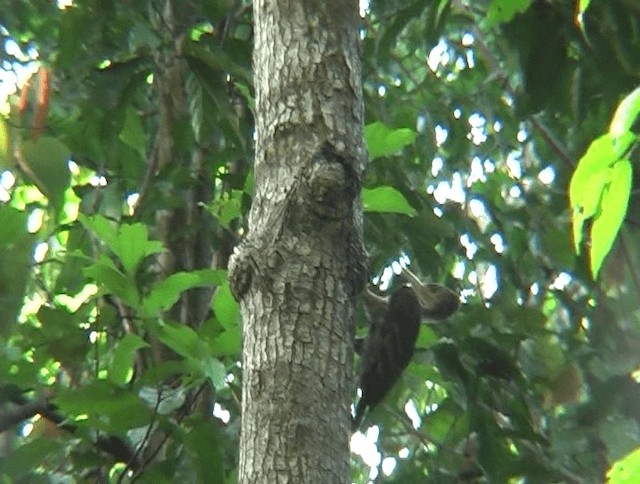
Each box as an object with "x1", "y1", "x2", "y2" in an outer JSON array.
[
  {"x1": 569, "y1": 134, "x2": 618, "y2": 210},
  {"x1": 365, "y1": 122, "x2": 416, "y2": 160},
  {"x1": 575, "y1": 0, "x2": 592, "y2": 35},
  {"x1": 207, "y1": 189, "x2": 244, "y2": 229},
  {"x1": 569, "y1": 134, "x2": 627, "y2": 252},
  {"x1": 143, "y1": 270, "x2": 224, "y2": 315},
  {"x1": 610, "y1": 86, "x2": 640, "y2": 136},
  {"x1": 213, "y1": 282, "x2": 240, "y2": 329},
  {"x1": 578, "y1": 0, "x2": 592, "y2": 15},
  {"x1": 608, "y1": 447, "x2": 640, "y2": 484},
  {"x1": 80, "y1": 215, "x2": 165, "y2": 277},
  {"x1": 363, "y1": 186, "x2": 417, "y2": 216},
  {"x1": 590, "y1": 159, "x2": 632, "y2": 278},
  {"x1": 114, "y1": 223, "x2": 164, "y2": 276}
]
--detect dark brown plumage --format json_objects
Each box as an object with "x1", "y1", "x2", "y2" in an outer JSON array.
[{"x1": 353, "y1": 284, "x2": 422, "y2": 430}]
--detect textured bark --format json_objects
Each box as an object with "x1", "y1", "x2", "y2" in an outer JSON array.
[{"x1": 229, "y1": 0, "x2": 367, "y2": 482}]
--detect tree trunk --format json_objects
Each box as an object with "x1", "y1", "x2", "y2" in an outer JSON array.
[{"x1": 229, "y1": 1, "x2": 367, "y2": 481}]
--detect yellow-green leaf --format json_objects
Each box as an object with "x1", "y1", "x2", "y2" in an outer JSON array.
[
  {"x1": 365, "y1": 122, "x2": 416, "y2": 160},
  {"x1": 608, "y1": 447, "x2": 640, "y2": 484},
  {"x1": 590, "y1": 160, "x2": 632, "y2": 278},
  {"x1": 610, "y1": 86, "x2": 640, "y2": 137},
  {"x1": 363, "y1": 186, "x2": 417, "y2": 217}
]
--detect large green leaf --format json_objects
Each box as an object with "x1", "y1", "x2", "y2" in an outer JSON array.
[
  {"x1": 143, "y1": 269, "x2": 227, "y2": 316},
  {"x1": 590, "y1": 159, "x2": 632, "y2": 278},
  {"x1": 80, "y1": 214, "x2": 165, "y2": 277},
  {"x1": 569, "y1": 133, "x2": 634, "y2": 251},
  {"x1": 362, "y1": 186, "x2": 417, "y2": 216},
  {"x1": 608, "y1": 447, "x2": 640, "y2": 484},
  {"x1": 364, "y1": 122, "x2": 416, "y2": 160},
  {"x1": 213, "y1": 282, "x2": 240, "y2": 329}
]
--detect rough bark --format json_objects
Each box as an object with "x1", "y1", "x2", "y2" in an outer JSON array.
[{"x1": 229, "y1": 0, "x2": 367, "y2": 482}]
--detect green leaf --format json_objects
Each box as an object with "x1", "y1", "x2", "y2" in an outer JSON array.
[
  {"x1": 78, "y1": 213, "x2": 118, "y2": 248},
  {"x1": 610, "y1": 86, "x2": 640, "y2": 136},
  {"x1": 80, "y1": 215, "x2": 165, "y2": 277},
  {"x1": 575, "y1": 0, "x2": 592, "y2": 35},
  {"x1": 207, "y1": 189, "x2": 243, "y2": 229},
  {"x1": 83, "y1": 257, "x2": 140, "y2": 308},
  {"x1": 570, "y1": 134, "x2": 619, "y2": 211},
  {"x1": 1, "y1": 438, "x2": 61, "y2": 479},
  {"x1": 118, "y1": 105, "x2": 147, "y2": 158},
  {"x1": 0, "y1": 205, "x2": 29, "y2": 249},
  {"x1": 415, "y1": 324, "x2": 438, "y2": 349},
  {"x1": 578, "y1": 0, "x2": 592, "y2": 16},
  {"x1": 201, "y1": 356, "x2": 227, "y2": 390},
  {"x1": 590, "y1": 160, "x2": 632, "y2": 279},
  {"x1": 114, "y1": 223, "x2": 164, "y2": 276},
  {"x1": 364, "y1": 122, "x2": 416, "y2": 160},
  {"x1": 486, "y1": 0, "x2": 533, "y2": 26},
  {"x1": 143, "y1": 269, "x2": 227, "y2": 315},
  {"x1": 154, "y1": 320, "x2": 207, "y2": 361},
  {"x1": 569, "y1": 134, "x2": 627, "y2": 252},
  {"x1": 109, "y1": 334, "x2": 149, "y2": 385},
  {"x1": 183, "y1": 417, "x2": 226, "y2": 484},
  {"x1": 55, "y1": 380, "x2": 151, "y2": 433},
  {"x1": 213, "y1": 282, "x2": 240, "y2": 329},
  {"x1": 211, "y1": 324, "x2": 241, "y2": 356},
  {"x1": 20, "y1": 136, "x2": 71, "y2": 212},
  {"x1": 608, "y1": 447, "x2": 640, "y2": 484},
  {"x1": 362, "y1": 186, "x2": 417, "y2": 216}
]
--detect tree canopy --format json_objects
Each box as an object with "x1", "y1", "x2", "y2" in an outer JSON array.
[{"x1": 1, "y1": 0, "x2": 640, "y2": 482}]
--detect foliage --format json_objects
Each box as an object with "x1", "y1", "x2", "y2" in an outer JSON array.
[
  {"x1": 0, "y1": 0, "x2": 639, "y2": 482},
  {"x1": 570, "y1": 87, "x2": 640, "y2": 278}
]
